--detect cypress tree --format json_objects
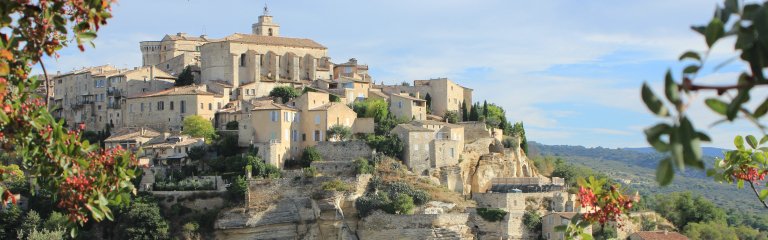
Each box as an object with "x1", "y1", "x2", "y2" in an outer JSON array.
[
  {"x1": 482, "y1": 100, "x2": 488, "y2": 118},
  {"x1": 461, "y1": 101, "x2": 468, "y2": 121},
  {"x1": 469, "y1": 102, "x2": 479, "y2": 121}
]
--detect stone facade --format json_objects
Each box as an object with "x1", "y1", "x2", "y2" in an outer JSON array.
[
  {"x1": 357, "y1": 211, "x2": 473, "y2": 240},
  {"x1": 123, "y1": 84, "x2": 226, "y2": 131},
  {"x1": 314, "y1": 141, "x2": 372, "y2": 162},
  {"x1": 389, "y1": 93, "x2": 427, "y2": 121}
]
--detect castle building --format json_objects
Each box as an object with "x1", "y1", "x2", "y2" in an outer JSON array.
[{"x1": 122, "y1": 84, "x2": 226, "y2": 132}]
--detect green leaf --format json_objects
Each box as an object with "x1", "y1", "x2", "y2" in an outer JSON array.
[
  {"x1": 680, "y1": 117, "x2": 704, "y2": 168},
  {"x1": 747, "y1": 135, "x2": 759, "y2": 149},
  {"x1": 664, "y1": 70, "x2": 681, "y2": 104},
  {"x1": 735, "y1": 135, "x2": 746, "y2": 151},
  {"x1": 753, "y1": 99, "x2": 768, "y2": 118},
  {"x1": 678, "y1": 51, "x2": 701, "y2": 62},
  {"x1": 738, "y1": 179, "x2": 745, "y2": 189},
  {"x1": 760, "y1": 189, "x2": 768, "y2": 200},
  {"x1": 706, "y1": 169, "x2": 717, "y2": 177},
  {"x1": 725, "y1": 0, "x2": 739, "y2": 15},
  {"x1": 683, "y1": 65, "x2": 700, "y2": 74},
  {"x1": 657, "y1": 158, "x2": 674, "y2": 186},
  {"x1": 705, "y1": 18, "x2": 725, "y2": 47},
  {"x1": 669, "y1": 126, "x2": 685, "y2": 169},
  {"x1": 705, "y1": 98, "x2": 728, "y2": 115},
  {"x1": 580, "y1": 233, "x2": 595, "y2": 240},
  {"x1": 697, "y1": 132, "x2": 712, "y2": 142},
  {"x1": 644, "y1": 123, "x2": 670, "y2": 148},
  {"x1": 78, "y1": 31, "x2": 97, "y2": 42},
  {"x1": 727, "y1": 89, "x2": 750, "y2": 120},
  {"x1": 554, "y1": 225, "x2": 567, "y2": 232},
  {"x1": 641, "y1": 83, "x2": 669, "y2": 117},
  {"x1": 760, "y1": 135, "x2": 768, "y2": 145}
]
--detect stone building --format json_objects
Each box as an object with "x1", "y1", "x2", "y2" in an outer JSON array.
[
  {"x1": 140, "y1": 32, "x2": 210, "y2": 75},
  {"x1": 107, "y1": 66, "x2": 176, "y2": 129},
  {"x1": 391, "y1": 120, "x2": 465, "y2": 175},
  {"x1": 391, "y1": 124, "x2": 435, "y2": 175},
  {"x1": 542, "y1": 212, "x2": 592, "y2": 240},
  {"x1": 629, "y1": 231, "x2": 689, "y2": 240},
  {"x1": 389, "y1": 93, "x2": 427, "y2": 121},
  {"x1": 376, "y1": 78, "x2": 472, "y2": 117},
  {"x1": 52, "y1": 65, "x2": 120, "y2": 130},
  {"x1": 143, "y1": 133, "x2": 205, "y2": 166},
  {"x1": 123, "y1": 84, "x2": 226, "y2": 132}
]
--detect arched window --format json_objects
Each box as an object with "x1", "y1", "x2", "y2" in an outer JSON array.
[
  {"x1": 268, "y1": 28, "x2": 273, "y2": 36},
  {"x1": 240, "y1": 53, "x2": 246, "y2": 67}
]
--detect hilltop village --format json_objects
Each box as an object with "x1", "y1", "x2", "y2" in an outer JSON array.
[{"x1": 45, "y1": 7, "x2": 674, "y2": 240}]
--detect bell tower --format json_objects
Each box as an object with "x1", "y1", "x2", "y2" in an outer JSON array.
[{"x1": 252, "y1": 4, "x2": 280, "y2": 36}]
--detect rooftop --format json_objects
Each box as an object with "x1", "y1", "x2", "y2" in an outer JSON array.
[
  {"x1": 227, "y1": 33, "x2": 326, "y2": 49},
  {"x1": 629, "y1": 231, "x2": 689, "y2": 240},
  {"x1": 128, "y1": 85, "x2": 215, "y2": 99},
  {"x1": 394, "y1": 124, "x2": 433, "y2": 132},
  {"x1": 104, "y1": 128, "x2": 161, "y2": 142}
]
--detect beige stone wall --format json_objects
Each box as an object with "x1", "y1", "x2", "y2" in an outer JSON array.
[
  {"x1": 352, "y1": 117, "x2": 374, "y2": 134},
  {"x1": 314, "y1": 141, "x2": 372, "y2": 162},
  {"x1": 157, "y1": 51, "x2": 199, "y2": 76},
  {"x1": 392, "y1": 128, "x2": 433, "y2": 175},
  {"x1": 389, "y1": 94, "x2": 426, "y2": 121},
  {"x1": 124, "y1": 90, "x2": 224, "y2": 131},
  {"x1": 357, "y1": 212, "x2": 473, "y2": 240}
]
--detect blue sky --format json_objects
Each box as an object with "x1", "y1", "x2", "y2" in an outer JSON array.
[{"x1": 38, "y1": 0, "x2": 763, "y2": 148}]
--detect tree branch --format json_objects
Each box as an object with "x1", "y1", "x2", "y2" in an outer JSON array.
[
  {"x1": 39, "y1": 60, "x2": 50, "y2": 106},
  {"x1": 748, "y1": 180, "x2": 768, "y2": 209}
]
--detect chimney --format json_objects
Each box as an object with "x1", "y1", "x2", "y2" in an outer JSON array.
[{"x1": 415, "y1": 92, "x2": 420, "y2": 99}]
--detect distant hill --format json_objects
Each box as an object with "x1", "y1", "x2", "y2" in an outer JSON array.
[
  {"x1": 528, "y1": 142, "x2": 759, "y2": 212},
  {"x1": 623, "y1": 147, "x2": 729, "y2": 159}
]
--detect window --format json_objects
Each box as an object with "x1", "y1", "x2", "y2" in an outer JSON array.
[
  {"x1": 200, "y1": 103, "x2": 203, "y2": 109},
  {"x1": 268, "y1": 28, "x2": 273, "y2": 36},
  {"x1": 302, "y1": 133, "x2": 306, "y2": 141},
  {"x1": 170, "y1": 101, "x2": 174, "y2": 110},
  {"x1": 314, "y1": 115, "x2": 320, "y2": 124},
  {"x1": 140, "y1": 103, "x2": 144, "y2": 112},
  {"x1": 157, "y1": 101, "x2": 164, "y2": 111},
  {"x1": 292, "y1": 130, "x2": 298, "y2": 141},
  {"x1": 284, "y1": 112, "x2": 289, "y2": 122},
  {"x1": 450, "y1": 148, "x2": 455, "y2": 158},
  {"x1": 180, "y1": 100, "x2": 186, "y2": 113},
  {"x1": 270, "y1": 132, "x2": 276, "y2": 140},
  {"x1": 271, "y1": 111, "x2": 278, "y2": 122},
  {"x1": 208, "y1": 103, "x2": 212, "y2": 110},
  {"x1": 240, "y1": 53, "x2": 246, "y2": 66},
  {"x1": 398, "y1": 101, "x2": 402, "y2": 108},
  {"x1": 313, "y1": 130, "x2": 320, "y2": 141},
  {"x1": 217, "y1": 102, "x2": 221, "y2": 109}
]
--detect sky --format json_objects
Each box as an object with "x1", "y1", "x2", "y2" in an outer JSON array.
[{"x1": 37, "y1": 0, "x2": 764, "y2": 148}]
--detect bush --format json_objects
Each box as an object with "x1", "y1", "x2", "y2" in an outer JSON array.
[
  {"x1": 444, "y1": 111, "x2": 459, "y2": 123},
  {"x1": 301, "y1": 147, "x2": 322, "y2": 167},
  {"x1": 364, "y1": 134, "x2": 403, "y2": 157},
  {"x1": 386, "y1": 193, "x2": 415, "y2": 214},
  {"x1": 383, "y1": 181, "x2": 430, "y2": 205},
  {"x1": 269, "y1": 86, "x2": 300, "y2": 103},
  {"x1": 322, "y1": 179, "x2": 353, "y2": 192},
  {"x1": 303, "y1": 167, "x2": 318, "y2": 178},
  {"x1": 183, "y1": 115, "x2": 217, "y2": 141},
  {"x1": 227, "y1": 175, "x2": 248, "y2": 202},
  {"x1": 522, "y1": 210, "x2": 542, "y2": 231},
  {"x1": 354, "y1": 158, "x2": 375, "y2": 175},
  {"x1": 327, "y1": 124, "x2": 352, "y2": 141},
  {"x1": 477, "y1": 208, "x2": 508, "y2": 222},
  {"x1": 355, "y1": 193, "x2": 391, "y2": 217},
  {"x1": 225, "y1": 121, "x2": 239, "y2": 130},
  {"x1": 215, "y1": 133, "x2": 240, "y2": 157}
]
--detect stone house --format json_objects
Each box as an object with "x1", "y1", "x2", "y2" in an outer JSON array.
[
  {"x1": 542, "y1": 212, "x2": 592, "y2": 240},
  {"x1": 107, "y1": 66, "x2": 176, "y2": 129},
  {"x1": 140, "y1": 32, "x2": 210, "y2": 76},
  {"x1": 104, "y1": 127, "x2": 162, "y2": 151},
  {"x1": 391, "y1": 124, "x2": 434, "y2": 175},
  {"x1": 52, "y1": 65, "x2": 118, "y2": 131},
  {"x1": 389, "y1": 93, "x2": 427, "y2": 121},
  {"x1": 332, "y1": 58, "x2": 371, "y2": 82},
  {"x1": 142, "y1": 133, "x2": 205, "y2": 166},
  {"x1": 376, "y1": 78, "x2": 472, "y2": 117},
  {"x1": 123, "y1": 84, "x2": 226, "y2": 132}
]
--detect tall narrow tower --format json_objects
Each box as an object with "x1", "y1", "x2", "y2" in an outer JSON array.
[{"x1": 252, "y1": 4, "x2": 280, "y2": 36}]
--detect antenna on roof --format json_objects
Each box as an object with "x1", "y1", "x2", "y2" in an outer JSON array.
[{"x1": 263, "y1": 2, "x2": 269, "y2": 16}]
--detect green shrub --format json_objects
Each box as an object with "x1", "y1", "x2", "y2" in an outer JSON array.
[
  {"x1": 355, "y1": 193, "x2": 391, "y2": 217},
  {"x1": 477, "y1": 208, "x2": 508, "y2": 222},
  {"x1": 522, "y1": 209, "x2": 542, "y2": 231},
  {"x1": 303, "y1": 167, "x2": 318, "y2": 178},
  {"x1": 364, "y1": 134, "x2": 403, "y2": 157},
  {"x1": 225, "y1": 121, "x2": 239, "y2": 130},
  {"x1": 354, "y1": 158, "x2": 374, "y2": 174},
  {"x1": 386, "y1": 193, "x2": 415, "y2": 214},
  {"x1": 301, "y1": 147, "x2": 322, "y2": 167},
  {"x1": 383, "y1": 181, "x2": 430, "y2": 205},
  {"x1": 322, "y1": 179, "x2": 353, "y2": 192}
]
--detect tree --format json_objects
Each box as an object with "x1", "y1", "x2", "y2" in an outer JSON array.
[
  {"x1": 269, "y1": 86, "x2": 300, "y2": 103},
  {"x1": 182, "y1": 115, "x2": 216, "y2": 141},
  {"x1": 638, "y1": 0, "x2": 768, "y2": 209},
  {"x1": 327, "y1": 124, "x2": 352, "y2": 141},
  {"x1": 424, "y1": 93, "x2": 432, "y2": 113},
  {"x1": 522, "y1": 209, "x2": 542, "y2": 232},
  {"x1": 175, "y1": 66, "x2": 195, "y2": 86},
  {"x1": 510, "y1": 122, "x2": 529, "y2": 154},
  {"x1": 225, "y1": 121, "x2": 239, "y2": 130},
  {"x1": 114, "y1": 198, "x2": 170, "y2": 240},
  {"x1": 469, "y1": 102, "x2": 480, "y2": 121},
  {"x1": 352, "y1": 98, "x2": 389, "y2": 122},
  {"x1": 301, "y1": 147, "x2": 322, "y2": 167},
  {"x1": 364, "y1": 134, "x2": 403, "y2": 158},
  {"x1": 482, "y1": 100, "x2": 488, "y2": 118},
  {"x1": 215, "y1": 133, "x2": 240, "y2": 157},
  {"x1": 444, "y1": 111, "x2": 459, "y2": 123},
  {"x1": 187, "y1": 146, "x2": 207, "y2": 162},
  {"x1": 387, "y1": 193, "x2": 415, "y2": 215},
  {"x1": 461, "y1": 101, "x2": 468, "y2": 121}
]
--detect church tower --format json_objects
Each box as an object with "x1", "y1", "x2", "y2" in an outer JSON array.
[{"x1": 252, "y1": 4, "x2": 280, "y2": 36}]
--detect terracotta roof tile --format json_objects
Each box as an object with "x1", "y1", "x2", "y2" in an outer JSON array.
[
  {"x1": 629, "y1": 231, "x2": 689, "y2": 240},
  {"x1": 228, "y1": 34, "x2": 326, "y2": 49},
  {"x1": 128, "y1": 85, "x2": 215, "y2": 98}
]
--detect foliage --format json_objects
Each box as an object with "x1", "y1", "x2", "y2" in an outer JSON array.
[
  {"x1": 443, "y1": 110, "x2": 459, "y2": 123},
  {"x1": 187, "y1": 145, "x2": 207, "y2": 161},
  {"x1": 364, "y1": 134, "x2": 403, "y2": 158},
  {"x1": 684, "y1": 221, "x2": 740, "y2": 240},
  {"x1": 509, "y1": 122, "x2": 528, "y2": 154},
  {"x1": 225, "y1": 121, "x2": 239, "y2": 130},
  {"x1": 301, "y1": 147, "x2": 322, "y2": 167},
  {"x1": 645, "y1": 191, "x2": 726, "y2": 229},
  {"x1": 387, "y1": 193, "x2": 415, "y2": 214},
  {"x1": 639, "y1": 0, "x2": 768, "y2": 206},
  {"x1": 227, "y1": 175, "x2": 248, "y2": 201},
  {"x1": 269, "y1": 86, "x2": 300, "y2": 103},
  {"x1": 424, "y1": 93, "x2": 432, "y2": 113},
  {"x1": 114, "y1": 197, "x2": 170, "y2": 240},
  {"x1": 182, "y1": 115, "x2": 216, "y2": 141},
  {"x1": 461, "y1": 101, "x2": 468, "y2": 121},
  {"x1": 215, "y1": 132, "x2": 240, "y2": 157},
  {"x1": 327, "y1": 124, "x2": 352, "y2": 141},
  {"x1": 577, "y1": 176, "x2": 636, "y2": 226},
  {"x1": 374, "y1": 112, "x2": 408, "y2": 135},
  {"x1": 0, "y1": 164, "x2": 26, "y2": 192},
  {"x1": 321, "y1": 179, "x2": 353, "y2": 192},
  {"x1": 182, "y1": 221, "x2": 200, "y2": 240},
  {"x1": 708, "y1": 135, "x2": 768, "y2": 208},
  {"x1": 522, "y1": 209, "x2": 542, "y2": 231},
  {"x1": 355, "y1": 192, "x2": 391, "y2": 217},
  {"x1": 175, "y1": 66, "x2": 195, "y2": 86},
  {"x1": 354, "y1": 158, "x2": 375, "y2": 175},
  {"x1": 382, "y1": 181, "x2": 430, "y2": 205},
  {"x1": 154, "y1": 177, "x2": 215, "y2": 191},
  {"x1": 303, "y1": 167, "x2": 318, "y2": 177},
  {"x1": 0, "y1": 205, "x2": 22, "y2": 239},
  {"x1": 0, "y1": 0, "x2": 138, "y2": 227},
  {"x1": 476, "y1": 208, "x2": 507, "y2": 222},
  {"x1": 20, "y1": 227, "x2": 66, "y2": 240},
  {"x1": 352, "y1": 98, "x2": 389, "y2": 122}
]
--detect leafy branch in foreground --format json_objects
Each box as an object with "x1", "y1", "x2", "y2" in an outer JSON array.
[
  {"x1": 0, "y1": 0, "x2": 139, "y2": 233},
  {"x1": 641, "y1": 0, "x2": 768, "y2": 210}
]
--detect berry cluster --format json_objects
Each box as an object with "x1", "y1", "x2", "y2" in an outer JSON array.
[
  {"x1": 733, "y1": 165, "x2": 768, "y2": 182},
  {"x1": 578, "y1": 185, "x2": 635, "y2": 226}
]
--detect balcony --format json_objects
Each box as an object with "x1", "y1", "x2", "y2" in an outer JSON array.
[
  {"x1": 107, "y1": 102, "x2": 121, "y2": 109},
  {"x1": 107, "y1": 88, "x2": 122, "y2": 98}
]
